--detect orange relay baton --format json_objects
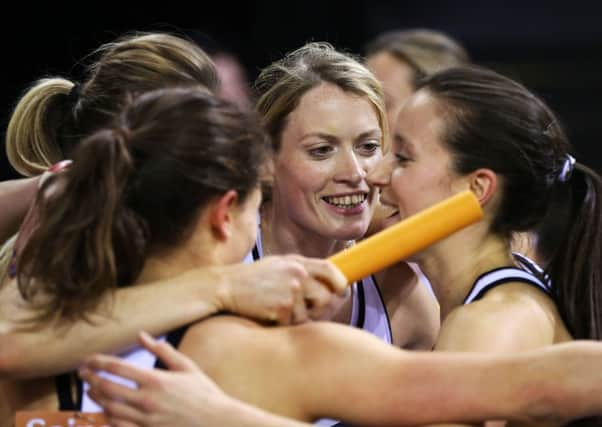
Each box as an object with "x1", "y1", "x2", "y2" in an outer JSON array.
[{"x1": 328, "y1": 190, "x2": 483, "y2": 284}]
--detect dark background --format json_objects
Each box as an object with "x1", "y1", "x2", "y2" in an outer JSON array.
[{"x1": 2, "y1": 1, "x2": 601, "y2": 181}]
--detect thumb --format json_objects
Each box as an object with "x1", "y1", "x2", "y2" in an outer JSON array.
[{"x1": 138, "y1": 331, "x2": 198, "y2": 372}]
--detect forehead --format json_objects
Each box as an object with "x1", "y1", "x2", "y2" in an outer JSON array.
[
  {"x1": 285, "y1": 82, "x2": 381, "y2": 135},
  {"x1": 395, "y1": 90, "x2": 448, "y2": 152},
  {"x1": 367, "y1": 51, "x2": 415, "y2": 83}
]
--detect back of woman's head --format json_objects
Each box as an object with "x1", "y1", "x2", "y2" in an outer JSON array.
[
  {"x1": 365, "y1": 29, "x2": 470, "y2": 82},
  {"x1": 7, "y1": 32, "x2": 219, "y2": 176},
  {"x1": 420, "y1": 65, "x2": 602, "y2": 339},
  {"x1": 17, "y1": 86, "x2": 270, "y2": 324},
  {"x1": 255, "y1": 42, "x2": 387, "y2": 151}
]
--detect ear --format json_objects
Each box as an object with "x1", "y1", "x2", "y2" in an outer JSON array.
[
  {"x1": 209, "y1": 190, "x2": 239, "y2": 240},
  {"x1": 468, "y1": 168, "x2": 497, "y2": 206}
]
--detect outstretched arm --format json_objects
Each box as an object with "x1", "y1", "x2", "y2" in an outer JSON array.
[
  {"x1": 82, "y1": 332, "x2": 313, "y2": 427},
  {"x1": 0, "y1": 256, "x2": 346, "y2": 379},
  {"x1": 179, "y1": 317, "x2": 602, "y2": 426}
]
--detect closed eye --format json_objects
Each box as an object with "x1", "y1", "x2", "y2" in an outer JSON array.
[{"x1": 395, "y1": 153, "x2": 411, "y2": 165}]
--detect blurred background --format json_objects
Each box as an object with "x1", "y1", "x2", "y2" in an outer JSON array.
[{"x1": 2, "y1": 0, "x2": 601, "y2": 180}]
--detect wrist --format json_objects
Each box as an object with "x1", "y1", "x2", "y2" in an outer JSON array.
[{"x1": 213, "y1": 265, "x2": 234, "y2": 313}]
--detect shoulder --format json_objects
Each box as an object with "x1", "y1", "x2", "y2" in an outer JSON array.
[{"x1": 437, "y1": 284, "x2": 556, "y2": 352}]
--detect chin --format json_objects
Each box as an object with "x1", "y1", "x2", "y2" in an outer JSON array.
[{"x1": 329, "y1": 224, "x2": 370, "y2": 241}]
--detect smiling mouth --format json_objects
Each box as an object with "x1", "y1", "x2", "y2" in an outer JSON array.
[{"x1": 322, "y1": 193, "x2": 368, "y2": 209}]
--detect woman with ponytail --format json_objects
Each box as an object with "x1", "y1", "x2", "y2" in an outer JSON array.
[
  {"x1": 0, "y1": 32, "x2": 346, "y2": 381},
  {"x1": 368, "y1": 65, "x2": 602, "y2": 426},
  {"x1": 10, "y1": 85, "x2": 602, "y2": 427}
]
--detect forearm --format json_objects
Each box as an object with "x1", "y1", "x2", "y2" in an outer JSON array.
[
  {"x1": 396, "y1": 342, "x2": 602, "y2": 425},
  {"x1": 0, "y1": 177, "x2": 39, "y2": 243},
  {"x1": 221, "y1": 399, "x2": 313, "y2": 427},
  {"x1": 0, "y1": 268, "x2": 227, "y2": 379}
]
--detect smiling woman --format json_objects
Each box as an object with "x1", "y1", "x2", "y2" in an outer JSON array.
[
  {"x1": 244, "y1": 42, "x2": 439, "y2": 426},
  {"x1": 368, "y1": 64, "x2": 602, "y2": 427}
]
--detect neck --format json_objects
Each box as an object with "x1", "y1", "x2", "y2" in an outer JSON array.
[
  {"x1": 260, "y1": 202, "x2": 348, "y2": 258},
  {"x1": 417, "y1": 223, "x2": 514, "y2": 321},
  {"x1": 136, "y1": 243, "x2": 216, "y2": 285}
]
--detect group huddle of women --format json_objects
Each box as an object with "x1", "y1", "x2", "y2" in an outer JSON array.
[{"x1": 1, "y1": 29, "x2": 602, "y2": 427}]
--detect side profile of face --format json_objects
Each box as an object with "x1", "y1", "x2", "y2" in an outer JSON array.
[
  {"x1": 369, "y1": 90, "x2": 465, "y2": 228},
  {"x1": 365, "y1": 51, "x2": 417, "y2": 236},
  {"x1": 272, "y1": 82, "x2": 383, "y2": 242}
]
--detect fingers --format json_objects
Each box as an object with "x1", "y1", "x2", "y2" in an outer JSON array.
[
  {"x1": 294, "y1": 257, "x2": 349, "y2": 294},
  {"x1": 82, "y1": 354, "x2": 153, "y2": 387},
  {"x1": 300, "y1": 278, "x2": 335, "y2": 320},
  {"x1": 291, "y1": 285, "x2": 309, "y2": 324},
  {"x1": 79, "y1": 367, "x2": 147, "y2": 412},
  {"x1": 87, "y1": 388, "x2": 145, "y2": 425},
  {"x1": 138, "y1": 331, "x2": 198, "y2": 372}
]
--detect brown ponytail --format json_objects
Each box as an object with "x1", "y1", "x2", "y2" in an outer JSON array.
[{"x1": 17, "y1": 128, "x2": 148, "y2": 323}]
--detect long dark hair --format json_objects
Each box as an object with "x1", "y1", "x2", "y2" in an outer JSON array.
[
  {"x1": 419, "y1": 66, "x2": 602, "y2": 341},
  {"x1": 17, "y1": 86, "x2": 271, "y2": 323}
]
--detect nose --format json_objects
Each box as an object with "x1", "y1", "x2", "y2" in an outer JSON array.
[
  {"x1": 367, "y1": 152, "x2": 394, "y2": 189},
  {"x1": 333, "y1": 149, "x2": 367, "y2": 186}
]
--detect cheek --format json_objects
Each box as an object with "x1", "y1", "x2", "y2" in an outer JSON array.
[
  {"x1": 363, "y1": 152, "x2": 385, "y2": 175},
  {"x1": 390, "y1": 171, "x2": 408, "y2": 201},
  {"x1": 277, "y1": 159, "x2": 330, "y2": 196}
]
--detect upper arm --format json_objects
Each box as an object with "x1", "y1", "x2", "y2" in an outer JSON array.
[
  {"x1": 179, "y1": 316, "x2": 436, "y2": 424},
  {"x1": 177, "y1": 316, "x2": 539, "y2": 426}
]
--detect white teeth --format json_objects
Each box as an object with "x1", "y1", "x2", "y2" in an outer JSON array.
[{"x1": 323, "y1": 194, "x2": 367, "y2": 208}]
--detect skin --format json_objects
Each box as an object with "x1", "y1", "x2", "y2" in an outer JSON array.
[
  {"x1": 82, "y1": 184, "x2": 602, "y2": 425},
  {"x1": 261, "y1": 81, "x2": 438, "y2": 348},
  {"x1": 364, "y1": 51, "x2": 440, "y2": 348},
  {"x1": 367, "y1": 89, "x2": 574, "y2": 426},
  {"x1": 263, "y1": 82, "x2": 382, "y2": 257},
  {"x1": 0, "y1": 177, "x2": 40, "y2": 245}
]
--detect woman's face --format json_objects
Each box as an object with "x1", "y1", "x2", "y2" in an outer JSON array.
[
  {"x1": 271, "y1": 82, "x2": 383, "y2": 241},
  {"x1": 368, "y1": 90, "x2": 464, "y2": 226},
  {"x1": 365, "y1": 51, "x2": 417, "y2": 235}
]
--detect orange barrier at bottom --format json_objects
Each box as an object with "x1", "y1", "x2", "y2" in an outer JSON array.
[{"x1": 16, "y1": 411, "x2": 109, "y2": 427}]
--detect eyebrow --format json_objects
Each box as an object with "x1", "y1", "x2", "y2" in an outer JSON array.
[{"x1": 300, "y1": 129, "x2": 382, "y2": 143}]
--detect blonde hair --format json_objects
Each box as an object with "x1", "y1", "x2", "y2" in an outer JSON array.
[
  {"x1": 0, "y1": 235, "x2": 17, "y2": 287},
  {"x1": 6, "y1": 32, "x2": 218, "y2": 176},
  {"x1": 365, "y1": 29, "x2": 470, "y2": 81},
  {"x1": 255, "y1": 42, "x2": 388, "y2": 151}
]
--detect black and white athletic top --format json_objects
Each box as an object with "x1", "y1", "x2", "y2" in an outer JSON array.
[{"x1": 463, "y1": 253, "x2": 551, "y2": 305}]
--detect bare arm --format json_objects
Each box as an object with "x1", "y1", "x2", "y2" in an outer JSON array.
[
  {"x1": 0, "y1": 177, "x2": 39, "y2": 244},
  {"x1": 180, "y1": 317, "x2": 602, "y2": 426},
  {"x1": 82, "y1": 332, "x2": 313, "y2": 427},
  {"x1": 0, "y1": 256, "x2": 346, "y2": 379}
]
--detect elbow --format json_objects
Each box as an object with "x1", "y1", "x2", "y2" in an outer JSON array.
[
  {"x1": 0, "y1": 332, "x2": 32, "y2": 380},
  {"x1": 0, "y1": 345, "x2": 19, "y2": 380}
]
